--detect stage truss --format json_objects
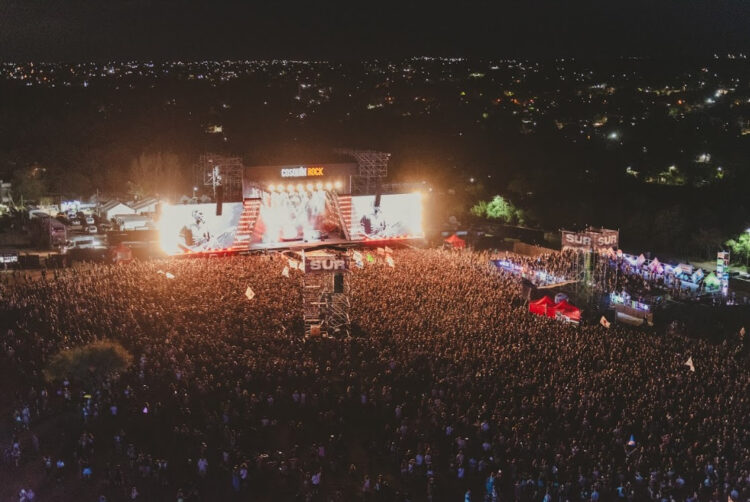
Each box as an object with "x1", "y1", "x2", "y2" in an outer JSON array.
[
  {"x1": 197, "y1": 154, "x2": 243, "y2": 201},
  {"x1": 302, "y1": 250, "x2": 351, "y2": 338},
  {"x1": 335, "y1": 149, "x2": 390, "y2": 195}
]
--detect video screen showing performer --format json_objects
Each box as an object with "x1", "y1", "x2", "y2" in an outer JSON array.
[
  {"x1": 351, "y1": 193, "x2": 423, "y2": 240},
  {"x1": 158, "y1": 203, "x2": 243, "y2": 254},
  {"x1": 253, "y1": 191, "x2": 337, "y2": 244}
]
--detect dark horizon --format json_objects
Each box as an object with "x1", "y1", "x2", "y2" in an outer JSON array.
[{"x1": 1, "y1": 0, "x2": 750, "y2": 62}]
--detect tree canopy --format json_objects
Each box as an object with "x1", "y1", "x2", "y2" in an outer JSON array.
[{"x1": 44, "y1": 339, "x2": 133, "y2": 386}]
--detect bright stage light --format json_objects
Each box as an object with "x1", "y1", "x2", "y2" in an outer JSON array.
[
  {"x1": 286, "y1": 184, "x2": 294, "y2": 192},
  {"x1": 306, "y1": 183, "x2": 313, "y2": 191},
  {"x1": 296, "y1": 183, "x2": 303, "y2": 192},
  {"x1": 325, "y1": 182, "x2": 333, "y2": 190},
  {"x1": 316, "y1": 182, "x2": 323, "y2": 190},
  {"x1": 334, "y1": 180, "x2": 342, "y2": 189},
  {"x1": 268, "y1": 184, "x2": 276, "y2": 192}
]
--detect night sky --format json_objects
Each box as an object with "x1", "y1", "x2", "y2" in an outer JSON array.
[{"x1": 1, "y1": 0, "x2": 749, "y2": 61}]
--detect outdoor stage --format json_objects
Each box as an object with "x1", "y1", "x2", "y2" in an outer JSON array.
[{"x1": 155, "y1": 161, "x2": 425, "y2": 256}]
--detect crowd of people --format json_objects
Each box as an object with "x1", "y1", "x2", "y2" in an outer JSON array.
[
  {"x1": 492, "y1": 249, "x2": 739, "y2": 306},
  {"x1": 0, "y1": 249, "x2": 749, "y2": 501}
]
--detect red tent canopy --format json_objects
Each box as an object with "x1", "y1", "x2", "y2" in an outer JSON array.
[
  {"x1": 444, "y1": 234, "x2": 466, "y2": 249},
  {"x1": 112, "y1": 243, "x2": 133, "y2": 264},
  {"x1": 551, "y1": 300, "x2": 581, "y2": 321},
  {"x1": 529, "y1": 295, "x2": 555, "y2": 316}
]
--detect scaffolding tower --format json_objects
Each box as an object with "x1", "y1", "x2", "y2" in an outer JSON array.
[
  {"x1": 302, "y1": 250, "x2": 351, "y2": 338},
  {"x1": 334, "y1": 149, "x2": 390, "y2": 195},
  {"x1": 196, "y1": 154, "x2": 244, "y2": 201}
]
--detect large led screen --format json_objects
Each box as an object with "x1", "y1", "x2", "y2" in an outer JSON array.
[
  {"x1": 350, "y1": 193, "x2": 423, "y2": 240},
  {"x1": 157, "y1": 202, "x2": 243, "y2": 254},
  {"x1": 252, "y1": 191, "x2": 342, "y2": 244}
]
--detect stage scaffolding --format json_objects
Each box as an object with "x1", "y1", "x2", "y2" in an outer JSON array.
[
  {"x1": 334, "y1": 149, "x2": 390, "y2": 195},
  {"x1": 302, "y1": 250, "x2": 351, "y2": 338},
  {"x1": 196, "y1": 154, "x2": 243, "y2": 201}
]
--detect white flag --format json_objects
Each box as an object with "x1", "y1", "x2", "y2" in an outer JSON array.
[
  {"x1": 352, "y1": 251, "x2": 363, "y2": 262},
  {"x1": 685, "y1": 356, "x2": 695, "y2": 372},
  {"x1": 157, "y1": 270, "x2": 165, "y2": 275},
  {"x1": 165, "y1": 272, "x2": 175, "y2": 280},
  {"x1": 245, "y1": 287, "x2": 255, "y2": 300},
  {"x1": 600, "y1": 316, "x2": 611, "y2": 329},
  {"x1": 385, "y1": 256, "x2": 395, "y2": 268},
  {"x1": 384, "y1": 246, "x2": 393, "y2": 255},
  {"x1": 377, "y1": 247, "x2": 385, "y2": 256},
  {"x1": 282, "y1": 266, "x2": 289, "y2": 278}
]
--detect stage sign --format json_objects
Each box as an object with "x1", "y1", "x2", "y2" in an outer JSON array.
[
  {"x1": 305, "y1": 256, "x2": 349, "y2": 273},
  {"x1": 243, "y1": 163, "x2": 357, "y2": 198},
  {"x1": 562, "y1": 228, "x2": 618, "y2": 250},
  {"x1": 280, "y1": 166, "x2": 325, "y2": 178}
]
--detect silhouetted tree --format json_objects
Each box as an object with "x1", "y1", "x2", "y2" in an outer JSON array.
[{"x1": 44, "y1": 340, "x2": 132, "y2": 386}]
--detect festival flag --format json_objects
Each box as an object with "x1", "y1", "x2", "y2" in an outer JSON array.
[
  {"x1": 636, "y1": 254, "x2": 646, "y2": 266},
  {"x1": 352, "y1": 251, "x2": 364, "y2": 269},
  {"x1": 282, "y1": 266, "x2": 290, "y2": 278},
  {"x1": 384, "y1": 246, "x2": 393, "y2": 255},
  {"x1": 245, "y1": 287, "x2": 255, "y2": 300},
  {"x1": 165, "y1": 272, "x2": 175, "y2": 280},
  {"x1": 626, "y1": 434, "x2": 636, "y2": 447},
  {"x1": 376, "y1": 247, "x2": 385, "y2": 256},
  {"x1": 366, "y1": 253, "x2": 375, "y2": 264},
  {"x1": 385, "y1": 256, "x2": 395, "y2": 268},
  {"x1": 157, "y1": 270, "x2": 165, "y2": 275},
  {"x1": 600, "y1": 316, "x2": 611, "y2": 329},
  {"x1": 685, "y1": 356, "x2": 695, "y2": 372},
  {"x1": 288, "y1": 258, "x2": 298, "y2": 270}
]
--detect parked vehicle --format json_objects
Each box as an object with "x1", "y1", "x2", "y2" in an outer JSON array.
[{"x1": 65, "y1": 236, "x2": 106, "y2": 250}]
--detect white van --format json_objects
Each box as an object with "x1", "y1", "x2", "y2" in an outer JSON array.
[{"x1": 66, "y1": 235, "x2": 106, "y2": 250}]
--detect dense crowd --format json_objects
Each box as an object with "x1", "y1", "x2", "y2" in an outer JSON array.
[
  {"x1": 490, "y1": 250, "x2": 585, "y2": 287},
  {"x1": 0, "y1": 249, "x2": 749, "y2": 501}
]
